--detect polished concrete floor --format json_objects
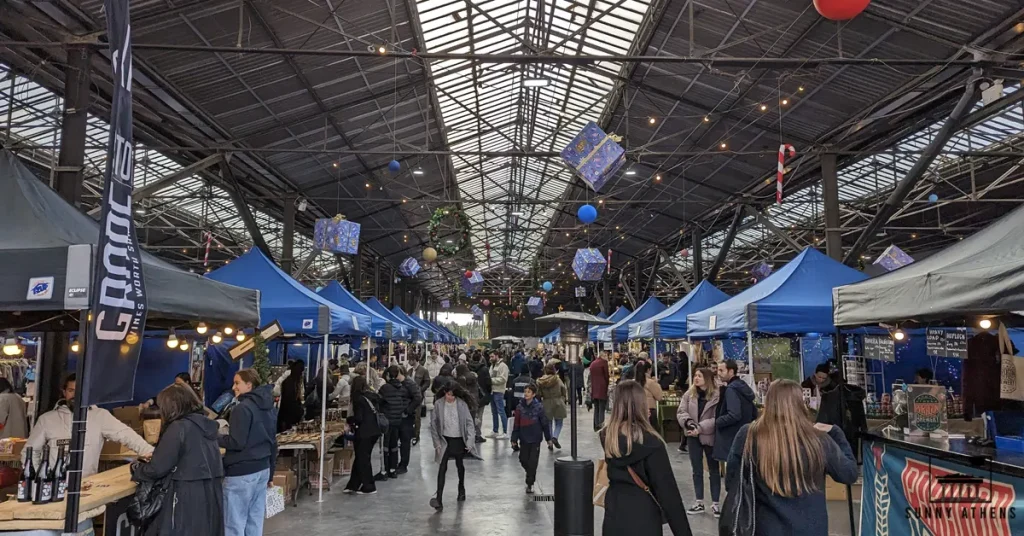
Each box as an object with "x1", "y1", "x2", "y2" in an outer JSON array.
[{"x1": 266, "y1": 407, "x2": 858, "y2": 536}]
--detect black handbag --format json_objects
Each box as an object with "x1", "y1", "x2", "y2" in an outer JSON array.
[
  {"x1": 719, "y1": 453, "x2": 756, "y2": 536},
  {"x1": 366, "y1": 396, "x2": 389, "y2": 433},
  {"x1": 127, "y1": 465, "x2": 172, "y2": 528}
]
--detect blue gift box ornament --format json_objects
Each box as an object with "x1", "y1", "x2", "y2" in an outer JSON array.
[
  {"x1": 398, "y1": 257, "x2": 421, "y2": 277},
  {"x1": 572, "y1": 248, "x2": 607, "y2": 281},
  {"x1": 441, "y1": 299, "x2": 450, "y2": 309},
  {"x1": 461, "y1": 271, "x2": 484, "y2": 295},
  {"x1": 560, "y1": 122, "x2": 626, "y2": 193},
  {"x1": 751, "y1": 262, "x2": 773, "y2": 281},
  {"x1": 527, "y1": 296, "x2": 544, "y2": 315},
  {"x1": 575, "y1": 286, "x2": 587, "y2": 298},
  {"x1": 873, "y1": 244, "x2": 915, "y2": 272},
  {"x1": 470, "y1": 304, "x2": 484, "y2": 321},
  {"x1": 314, "y1": 214, "x2": 361, "y2": 255}
]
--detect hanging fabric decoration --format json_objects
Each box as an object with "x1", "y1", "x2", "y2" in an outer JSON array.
[
  {"x1": 203, "y1": 230, "x2": 212, "y2": 267},
  {"x1": 607, "y1": 249, "x2": 613, "y2": 274},
  {"x1": 777, "y1": 144, "x2": 796, "y2": 204},
  {"x1": 485, "y1": 242, "x2": 491, "y2": 262}
]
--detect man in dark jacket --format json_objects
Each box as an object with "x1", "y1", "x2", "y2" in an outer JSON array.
[
  {"x1": 590, "y1": 352, "x2": 610, "y2": 431},
  {"x1": 408, "y1": 356, "x2": 431, "y2": 445},
  {"x1": 219, "y1": 378, "x2": 278, "y2": 535},
  {"x1": 398, "y1": 367, "x2": 423, "y2": 473},
  {"x1": 528, "y1": 355, "x2": 544, "y2": 379},
  {"x1": 378, "y1": 365, "x2": 414, "y2": 478},
  {"x1": 510, "y1": 349, "x2": 527, "y2": 379},
  {"x1": 431, "y1": 363, "x2": 456, "y2": 396},
  {"x1": 713, "y1": 359, "x2": 757, "y2": 461}
]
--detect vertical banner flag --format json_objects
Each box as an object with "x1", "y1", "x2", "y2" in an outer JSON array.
[{"x1": 86, "y1": 0, "x2": 147, "y2": 405}]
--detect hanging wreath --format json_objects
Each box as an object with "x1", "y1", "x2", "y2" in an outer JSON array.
[{"x1": 428, "y1": 206, "x2": 472, "y2": 256}]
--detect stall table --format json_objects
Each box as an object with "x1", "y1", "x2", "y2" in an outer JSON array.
[
  {"x1": 0, "y1": 465, "x2": 135, "y2": 531},
  {"x1": 276, "y1": 424, "x2": 347, "y2": 506}
]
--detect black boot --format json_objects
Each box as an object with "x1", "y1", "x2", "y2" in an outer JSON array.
[
  {"x1": 457, "y1": 485, "x2": 466, "y2": 502},
  {"x1": 430, "y1": 497, "x2": 443, "y2": 510}
]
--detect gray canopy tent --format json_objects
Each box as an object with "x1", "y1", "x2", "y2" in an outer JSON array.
[
  {"x1": 833, "y1": 201, "x2": 1024, "y2": 326},
  {"x1": 0, "y1": 151, "x2": 260, "y2": 328}
]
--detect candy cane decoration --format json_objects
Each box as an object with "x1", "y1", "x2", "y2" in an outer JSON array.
[
  {"x1": 607, "y1": 249, "x2": 613, "y2": 274},
  {"x1": 777, "y1": 144, "x2": 796, "y2": 204},
  {"x1": 202, "y1": 230, "x2": 212, "y2": 267}
]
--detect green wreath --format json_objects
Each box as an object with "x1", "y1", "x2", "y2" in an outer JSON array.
[{"x1": 428, "y1": 206, "x2": 471, "y2": 256}]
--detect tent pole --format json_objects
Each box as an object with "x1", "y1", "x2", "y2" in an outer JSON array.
[{"x1": 318, "y1": 333, "x2": 328, "y2": 503}]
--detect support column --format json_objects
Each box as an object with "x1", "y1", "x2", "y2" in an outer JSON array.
[
  {"x1": 55, "y1": 46, "x2": 90, "y2": 206},
  {"x1": 708, "y1": 205, "x2": 744, "y2": 283},
  {"x1": 281, "y1": 195, "x2": 296, "y2": 273},
  {"x1": 633, "y1": 260, "x2": 641, "y2": 306},
  {"x1": 389, "y1": 267, "x2": 395, "y2": 305},
  {"x1": 692, "y1": 228, "x2": 703, "y2": 281},
  {"x1": 352, "y1": 250, "x2": 362, "y2": 298},
  {"x1": 373, "y1": 257, "x2": 381, "y2": 298},
  {"x1": 821, "y1": 154, "x2": 843, "y2": 261}
]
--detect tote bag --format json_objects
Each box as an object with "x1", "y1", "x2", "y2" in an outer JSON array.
[
  {"x1": 266, "y1": 486, "x2": 286, "y2": 519},
  {"x1": 999, "y1": 324, "x2": 1024, "y2": 401},
  {"x1": 719, "y1": 453, "x2": 756, "y2": 536},
  {"x1": 593, "y1": 459, "x2": 609, "y2": 507}
]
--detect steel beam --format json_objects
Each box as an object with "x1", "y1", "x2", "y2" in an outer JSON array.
[
  {"x1": 55, "y1": 45, "x2": 89, "y2": 207},
  {"x1": 707, "y1": 206, "x2": 744, "y2": 283},
  {"x1": 820, "y1": 154, "x2": 843, "y2": 261},
  {"x1": 292, "y1": 250, "x2": 319, "y2": 280},
  {"x1": 845, "y1": 72, "x2": 983, "y2": 263},
  {"x1": 692, "y1": 228, "x2": 703, "y2": 281},
  {"x1": 352, "y1": 249, "x2": 362, "y2": 299},
  {"x1": 659, "y1": 249, "x2": 691, "y2": 292},
  {"x1": 281, "y1": 194, "x2": 296, "y2": 274},
  {"x1": 221, "y1": 162, "x2": 274, "y2": 261},
  {"x1": 743, "y1": 206, "x2": 803, "y2": 253},
  {"x1": 89, "y1": 153, "x2": 226, "y2": 216}
]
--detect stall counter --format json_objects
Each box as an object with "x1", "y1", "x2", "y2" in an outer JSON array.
[{"x1": 0, "y1": 465, "x2": 135, "y2": 530}]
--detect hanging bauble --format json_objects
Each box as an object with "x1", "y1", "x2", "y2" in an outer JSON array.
[
  {"x1": 388, "y1": 159, "x2": 401, "y2": 173},
  {"x1": 679, "y1": 248, "x2": 689, "y2": 258},
  {"x1": 813, "y1": 0, "x2": 870, "y2": 21},
  {"x1": 464, "y1": 270, "x2": 474, "y2": 279},
  {"x1": 542, "y1": 281, "x2": 553, "y2": 292},
  {"x1": 482, "y1": 299, "x2": 491, "y2": 307},
  {"x1": 511, "y1": 310, "x2": 520, "y2": 319},
  {"x1": 423, "y1": 247, "x2": 438, "y2": 262},
  {"x1": 577, "y1": 204, "x2": 598, "y2": 224},
  {"x1": 928, "y1": 193, "x2": 939, "y2": 203}
]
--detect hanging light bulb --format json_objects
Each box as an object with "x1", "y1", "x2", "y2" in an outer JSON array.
[
  {"x1": 759, "y1": 104, "x2": 768, "y2": 112},
  {"x1": 236, "y1": 331, "x2": 246, "y2": 342},
  {"x1": 223, "y1": 326, "x2": 235, "y2": 336},
  {"x1": 893, "y1": 329, "x2": 906, "y2": 341},
  {"x1": 70, "y1": 338, "x2": 80, "y2": 353},
  {"x1": 211, "y1": 331, "x2": 223, "y2": 344},
  {"x1": 166, "y1": 329, "x2": 179, "y2": 349},
  {"x1": 196, "y1": 322, "x2": 208, "y2": 335},
  {"x1": 1, "y1": 333, "x2": 20, "y2": 356},
  {"x1": 979, "y1": 318, "x2": 993, "y2": 330},
  {"x1": 179, "y1": 340, "x2": 190, "y2": 352}
]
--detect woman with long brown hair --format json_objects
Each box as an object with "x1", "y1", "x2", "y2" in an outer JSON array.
[
  {"x1": 132, "y1": 384, "x2": 224, "y2": 535},
  {"x1": 677, "y1": 367, "x2": 721, "y2": 517},
  {"x1": 725, "y1": 379, "x2": 858, "y2": 535},
  {"x1": 602, "y1": 380, "x2": 691, "y2": 536},
  {"x1": 634, "y1": 360, "x2": 663, "y2": 429}
]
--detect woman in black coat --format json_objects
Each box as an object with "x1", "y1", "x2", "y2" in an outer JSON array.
[
  {"x1": 133, "y1": 384, "x2": 224, "y2": 536},
  {"x1": 345, "y1": 375, "x2": 383, "y2": 494},
  {"x1": 277, "y1": 360, "x2": 305, "y2": 433},
  {"x1": 602, "y1": 380, "x2": 691, "y2": 536}
]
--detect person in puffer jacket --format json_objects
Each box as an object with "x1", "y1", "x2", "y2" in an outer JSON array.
[
  {"x1": 510, "y1": 382, "x2": 551, "y2": 494},
  {"x1": 378, "y1": 365, "x2": 418, "y2": 478}
]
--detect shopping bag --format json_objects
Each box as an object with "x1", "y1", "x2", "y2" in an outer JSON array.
[
  {"x1": 999, "y1": 323, "x2": 1024, "y2": 401},
  {"x1": 592, "y1": 459, "x2": 609, "y2": 507},
  {"x1": 266, "y1": 486, "x2": 286, "y2": 519}
]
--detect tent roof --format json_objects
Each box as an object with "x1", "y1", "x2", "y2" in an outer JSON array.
[
  {"x1": 542, "y1": 327, "x2": 560, "y2": 344},
  {"x1": 688, "y1": 247, "x2": 868, "y2": 338},
  {"x1": 590, "y1": 308, "x2": 624, "y2": 342},
  {"x1": 317, "y1": 281, "x2": 399, "y2": 339},
  {"x1": 598, "y1": 298, "x2": 667, "y2": 343},
  {"x1": 390, "y1": 306, "x2": 439, "y2": 342},
  {"x1": 834, "y1": 203, "x2": 1024, "y2": 326},
  {"x1": 419, "y1": 317, "x2": 450, "y2": 343},
  {"x1": 0, "y1": 151, "x2": 259, "y2": 326},
  {"x1": 363, "y1": 298, "x2": 416, "y2": 341},
  {"x1": 630, "y1": 281, "x2": 730, "y2": 340},
  {"x1": 207, "y1": 248, "x2": 369, "y2": 336}
]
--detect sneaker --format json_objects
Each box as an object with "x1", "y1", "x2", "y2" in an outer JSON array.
[
  {"x1": 411, "y1": 438, "x2": 419, "y2": 446},
  {"x1": 496, "y1": 432, "x2": 507, "y2": 439},
  {"x1": 396, "y1": 467, "x2": 408, "y2": 475},
  {"x1": 343, "y1": 489, "x2": 356, "y2": 495},
  {"x1": 552, "y1": 438, "x2": 562, "y2": 449},
  {"x1": 526, "y1": 485, "x2": 534, "y2": 495},
  {"x1": 475, "y1": 437, "x2": 486, "y2": 443},
  {"x1": 388, "y1": 472, "x2": 398, "y2": 479},
  {"x1": 357, "y1": 489, "x2": 377, "y2": 495},
  {"x1": 430, "y1": 497, "x2": 443, "y2": 510},
  {"x1": 686, "y1": 503, "x2": 705, "y2": 515},
  {"x1": 548, "y1": 442, "x2": 554, "y2": 451},
  {"x1": 712, "y1": 504, "x2": 721, "y2": 518}
]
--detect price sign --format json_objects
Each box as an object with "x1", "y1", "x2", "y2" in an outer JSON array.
[
  {"x1": 925, "y1": 328, "x2": 969, "y2": 359},
  {"x1": 863, "y1": 335, "x2": 895, "y2": 362},
  {"x1": 926, "y1": 329, "x2": 946, "y2": 356}
]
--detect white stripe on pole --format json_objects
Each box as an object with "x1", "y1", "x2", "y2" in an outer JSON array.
[{"x1": 318, "y1": 334, "x2": 328, "y2": 503}]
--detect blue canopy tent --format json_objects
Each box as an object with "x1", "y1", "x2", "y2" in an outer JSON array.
[
  {"x1": 429, "y1": 321, "x2": 460, "y2": 343},
  {"x1": 542, "y1": 327, "x2": 560, "y2": 344},
  {"x1": 390, "y1": 306, "x2": 436, "y2": 342},
  {"x1": 317, "y1": 281, "x2": 401, "y2": 340},
  {"x1": 598, "y1": 298, "x2": 667, "y2": 343},
  {"x1": 589, "y1": 309, "x2": 624, "y2": 342},
  {"x1": 629, "y1": 281, "x2": 730, "y2": 339},
  {"x1": 687, "y1": 247, "x2": 869, "y2": 338},
  {"x1": 422, "y1": 318, "x2": 450, "y2": 342},
  {"x1": 364, "y1": 298, "x2": 417, "y2": 341},
  {"x1": 207, "y1": 248, "x2": 371, "y2": 336}
]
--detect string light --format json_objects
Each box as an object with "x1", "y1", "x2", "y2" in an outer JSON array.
[
  {"x1": 703, "y1": 116, "x2": 710, "y2": 123},
  {"x1": 648, "y1": 117, "x2": 656, "y2": 125},
  {"x1": 166, "y1": 329, "x2": 179, "y2": 349},
  {"x1": 377, "y1": 45, "x2": 387, "y2": 55},
  {"x1": 979, "y1": 318, "x2": 993, "y2": 330},
  {"x1": 223, "y1": 326, "x2": 235, "y2": 336},
  {"x1": 236, "y1": 331, "x2": 246, "y2": 342},
  {"x1": 720, "y1": 142, "x2": 728, "y2": 149},
  {"x1": 893, "y1": 329, "x2": 906, "y2": 341},
  {"x1": 798, "y1": 86, "x2": 805, "y2": 92},
  {"x1": 196, "y1": 322, "x2": 208, "y2": 335},
  {"x1": 332, "y1": 162, "x2": 339, "y2": 168},
  {"x1": 655, "y1": 174, "x2": 662, "y2": 182},
  {"x1": 781, "y1": 98, "x2": 790, "y2": 106},
  {"x1": 70, "y1": 339, "x2": 80, "y2": 353},
  {"x1": 179, "y1": 340, "x2": 190, "y2": 352},
  {"x1": 759, "y1": 104, "x2": 768, "y2": 112}
]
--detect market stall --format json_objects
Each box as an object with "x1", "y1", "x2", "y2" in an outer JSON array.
[
  {"x1": 628, "y1": 281, "x2": 729, "y2": 340},
  {"x1": 589, "y1": 306, "x2": 630, "y2": 343},
  {"x1": 597, "y1": 298, "x2": 666, "y2": 344},
  {"x1": 364, "y1": 297, "x2": 419, "y2": 342},
  {"x1": 318, "y1": 281, "x2": 399, "y2": 340}
]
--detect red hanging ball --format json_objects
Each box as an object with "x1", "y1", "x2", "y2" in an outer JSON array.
[
  {"x1": 464, "y1": 270, "x2": 473, "y2": 279},
  {"x1": 511, "y1": 310, "x2": 520, "y2": 319},
  {"x1": 813, "y1": 0, "x2": 870, "y2": 21}
]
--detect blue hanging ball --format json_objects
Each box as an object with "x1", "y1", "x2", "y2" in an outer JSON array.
[
  {"x1": 542, "y1": 281, "x2": 553, "y2": 292},
  {"x1": 928, "y1": 193, "x2": 939, "y2": 203},
  {"x1": 577, "y1": 204, "x2": 598, "y2": 224},
  {"x1": 388, "y1": 160, "x2": 401, "y2": 174}
]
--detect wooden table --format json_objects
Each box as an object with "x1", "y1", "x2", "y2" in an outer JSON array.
[
  {"x1": 0, "y1": 465, "x2": 135, "y2": 530},
  {"x1": 276, "y1": 425, "x2": 347, "y2": 506}
]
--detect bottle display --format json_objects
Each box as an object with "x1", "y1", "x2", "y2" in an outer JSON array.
[
  {"x1": 33, "y1": 445, "x2": 52, "y2": 504},
  {"x1": 54, "y1": 444, "x2": 67, "y2": 502},
  {"x1": 16, "y1": 446, "x2": 33, "y2": 503}
]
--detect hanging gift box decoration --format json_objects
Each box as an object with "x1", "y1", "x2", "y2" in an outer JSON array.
[
  {"x1": 461, "y1": 270, "x2": 484, "y2": 295},
  {"x1": 441, "y1": 299, "x2": 451, "y2": 309},
  {"x1": 470, "y1": 304, "x2": 484, "y2": 321},
  {"x1": 560, "y1": 121, "x2": 626, "y2": 192},
  {"x1": 398, "y1": 257, "x2": 421, "y2": 277},
  {"x1": 874, "y1": 244, "x2": 915, "y2": 272},
  {"x1": 572, "y1": 248, "x2": 607, "y2": 281},
  {"x1": 751, "y1": 262, "x2": 773, "y2": 281},
  {"x1": 527, "y1": 296, "x2": 544, "y2": 315},
  {"x1": 314, "y1": 214, "x2": 361, "y2": 254},
  {"x1": 575, "y1": 286, "x2": 587, "y2": 298}
]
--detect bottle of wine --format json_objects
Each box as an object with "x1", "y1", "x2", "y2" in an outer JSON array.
[
  {"x1": 33, "y1": 446, "x2": 52, "y2": 504},
  {"x1": 53, "y1": 445, "x2": 67, "y2": 502},
  {"x1": 16, "y1": 447, "x2": 33, "y2": 502}
]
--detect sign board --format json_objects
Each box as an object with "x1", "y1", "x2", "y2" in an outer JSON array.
[
  {"x1": 863, "y1": 335, "x2": 895, "y2": 362},
  {"x1": 26, "y1": 276, "x2": 54, "y2": 300},
  {"x1": 926, "y1": 328, "x2": 968, "y2": 359},
  {"x1": 229, "y1": 321, "x2": 284, "y2": 361},
  {"x1": 104, "y1": 495, "x2": 141, "y2": 536},
  {"x1": 907, "y1": 384, "x2": 947, "y2": 436}
]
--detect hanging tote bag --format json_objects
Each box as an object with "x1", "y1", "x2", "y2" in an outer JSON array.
[
  {"x1": 719, "y1": 452, "x2": 756, "y2": 536},
  {"x1": 593, "y1": 459, "x2": 609, "y2": 507},
  {"x1": 265, "y1": 485, "x2": 286, "y2": 519},
  {"x1": 999, "y1": 323, "x2": 1024, "y2": 401}
]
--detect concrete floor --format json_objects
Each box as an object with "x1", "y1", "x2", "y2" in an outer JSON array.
[{"x1": 266, "y1": 408, "x2": 858, "y2": 536}]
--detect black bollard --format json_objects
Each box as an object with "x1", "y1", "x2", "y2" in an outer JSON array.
[{"x1": 554, "y1": 457, "x2": 594, "y2": 536}]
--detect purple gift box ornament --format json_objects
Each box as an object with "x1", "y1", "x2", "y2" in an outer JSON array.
[
  {"x1": 572, "y1": 248, "x2": 607, "y2": 281},
  {"x1": 873, "y1": 244, "x2": 915, "y2": 272},
  {"x1": 527, "y1": 296, "x2": 544, "y2": 315},
  {"x1": 560, "y1": 122, "x2": 626, "y2": 193},
  {"x1": 313, "y1": 214, "x2": 361, "y2": 255},
  {"x1": 751, "y1": 262, "x2": 773, "y2": 281},
  {"x1": 398, "y1": 257, "x2": 421, "y2": 277}
]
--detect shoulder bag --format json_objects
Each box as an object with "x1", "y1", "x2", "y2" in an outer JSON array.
[
  {"x1": 365, "y1": 396, "x2": 390, "y2": 433},
  {"x1": 719, "y1": 452, "x2": 756, "y2": 536}
]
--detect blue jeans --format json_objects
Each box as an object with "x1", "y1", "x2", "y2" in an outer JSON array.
[
  {"x1": 223, "y1": 468, "x2": 268, "y2": 536},
  {"x1": 551, "y1": 418, "x2": 564, "y2": 439},
  {"x1": 490, "y1": 393, "x2": 507, "y2": 433}
]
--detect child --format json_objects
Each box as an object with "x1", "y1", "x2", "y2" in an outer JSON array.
[{"x1": 510, "y1": 382, "x2": 552, "y2": 494}]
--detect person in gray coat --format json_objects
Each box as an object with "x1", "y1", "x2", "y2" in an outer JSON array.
[
  {"x1": 429, "y1": 383, "x2": 481, "y2": 511},
  {"x1": 676, "y1": 368, "x2": 721, "y2": 516},
  {"x1": 0, "y1": 378, "x2": 26, "y2": 439}
]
